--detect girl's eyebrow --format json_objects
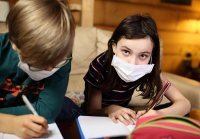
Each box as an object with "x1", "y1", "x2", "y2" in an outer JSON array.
[
  {"x1": 140, "y1": 51, "x2": 152, "y2": 55},
  {"x1": 121, "y1": 46, "x2": 152, "y2": 54},
  {"x1": 121, "y1": 46, "x2": 132, "y2": 51}
]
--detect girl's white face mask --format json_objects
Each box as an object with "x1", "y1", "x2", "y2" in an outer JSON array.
[
  {"x1": 18, "y1": 60, "x2": 59, "y2": 81},
  {"x1": 111, "y1": 55, "x2": 154, "y2": 82}
]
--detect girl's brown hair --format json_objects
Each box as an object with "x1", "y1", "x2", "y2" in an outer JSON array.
[{"x1": 103, "y1": 14, "x2": 162, "y2": 100}]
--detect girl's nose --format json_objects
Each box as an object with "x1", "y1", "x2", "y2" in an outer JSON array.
[{"x1": 129, "y1": 56, "x2": 136, "y2": 65}]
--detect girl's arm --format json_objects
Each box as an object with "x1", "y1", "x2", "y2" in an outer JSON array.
[
  {"x1": 0, "y1": 113, "x2": 48, "y2": 138},
  {"x1": 158, "y1": 73, "x2": 191, "y2": 115},
  {"x1": 157, "y1": 81, "x2": 191, "y2": 115},
  {"x1": 86, "y1": 84, "x2": 136, "y2": 125},
  {"x1": 139, "y1": 73, "x2": 191, "y2": 118},
  {"x1": 85, "y1": 84, "x2": 103, "y2": 115}
]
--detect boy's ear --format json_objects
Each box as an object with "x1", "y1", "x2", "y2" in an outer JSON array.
[
  {"x1": 10, "y1": 41, "x2": 17, "y2": 50},
  {"x1": 12, "y1": 44, "x2": 17, "y2": 51},
  {"x1": 112, "y1": 44, "x2": 117, "y2": 54},
  {"x1": 10, "y1": 41, "x2": 20, "y2": 52}
]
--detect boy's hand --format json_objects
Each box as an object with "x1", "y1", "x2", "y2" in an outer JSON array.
[
  {"x1": 13, "y1": 114, "x2": 48, "y2": 139},
  {"x1": 106, "y1": 105, "x2": 136, "y2": 126}
]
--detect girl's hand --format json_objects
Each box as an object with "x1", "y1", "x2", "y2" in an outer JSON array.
[
  {"x1": 13, "y1": 114, "x2": 48, "y2": 139},
  {"x1": 106, "y1": 105, "x2": 136, "y2": 125},
  {"x1": 136, "y1": 109, "x2": 161, "y2": 119}
]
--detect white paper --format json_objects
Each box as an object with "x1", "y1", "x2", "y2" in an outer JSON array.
[
  {"x1": 77, "y1": 116, "x2": 135, "y2": 139},
  {"x1": 0, "y1": 123, "x2": 63, "y2": 139}
]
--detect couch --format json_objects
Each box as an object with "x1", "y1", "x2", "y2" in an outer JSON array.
[{"x1": 66, "y1": 26, "x2": 200, "y2": 112}]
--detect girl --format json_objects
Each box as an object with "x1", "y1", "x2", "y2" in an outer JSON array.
[{"x1": 82, "y1": 14, "x2": 191, "y2": 125}]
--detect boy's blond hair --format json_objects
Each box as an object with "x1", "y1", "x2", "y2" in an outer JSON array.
[{"x1": 7, "y1": 0, "x2": 75, "y2": 69}]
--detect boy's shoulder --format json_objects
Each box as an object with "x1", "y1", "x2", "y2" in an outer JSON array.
[
  {"x1": 0, "y1": 32, "x2": 11, "y2": 49},
  {"x1": 0, "y1": 32, "x2": 9, "y2": 40}
]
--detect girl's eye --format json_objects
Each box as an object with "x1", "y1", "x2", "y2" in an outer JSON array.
[
  {"x1": 122, "y1": 50, "x2": 130, "y2": 56},
  {"x1": 140, "y1": 54, "x2": 149, "y2": 60}
]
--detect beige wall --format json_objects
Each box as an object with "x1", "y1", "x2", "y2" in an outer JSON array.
[
  {"x1": 70, "y1": 0, "x2": 200, "y2": 73},
  {"x1": 94, "y1": 0, "x2": 200, "y2": 73}
]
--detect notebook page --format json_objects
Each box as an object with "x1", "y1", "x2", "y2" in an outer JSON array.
[
  {"x1": 0, "y1": 123, "x2": 63, "y2": 139},
  {"x1": 38, "y1": 123, "x2": 63, "y2": 139},
  {"x1": 77, "y1": 116, "x2": 135, "y2": 139}
]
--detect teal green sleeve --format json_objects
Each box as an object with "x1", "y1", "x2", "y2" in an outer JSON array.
[{"x1": 0, "y1": 62, "x2": 71, "y2": 123}]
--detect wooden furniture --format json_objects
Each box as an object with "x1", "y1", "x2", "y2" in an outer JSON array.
[
  {"x1": 189, "y1": 110, "x2": 200, "y2": 120},
  {"x1": 7, "y1": 0, "x2": 17, "y2": 8},
  {"x1": 69, "y1": 0, "x2": 94, "y2": 27}
]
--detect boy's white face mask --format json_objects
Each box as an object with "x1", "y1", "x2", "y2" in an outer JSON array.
[
  {"x1": 18, "y1": 60, "x2": 59, "y2": 81},
  {"x1": 111, "y1": 55, "x2": 154, "y2": 82}
]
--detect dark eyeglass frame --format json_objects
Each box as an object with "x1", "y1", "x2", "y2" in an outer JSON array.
[{"x1": 28, "y1": 57, "x2": 72, "y2": 71}]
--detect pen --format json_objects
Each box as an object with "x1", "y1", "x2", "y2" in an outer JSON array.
[{"x1": 22, "y1": 95, "x2": 39, "y2": 116}]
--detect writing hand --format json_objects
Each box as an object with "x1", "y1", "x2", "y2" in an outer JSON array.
[
  {"x1": 13, "y1": 114, "x2": 48, "y2": 139},
  {"x1": 106, "y1": 105, "x2": 136, "y2": 126},
  {"x1": 136, "y1": 109, "x2": 160, "y2": 119}
]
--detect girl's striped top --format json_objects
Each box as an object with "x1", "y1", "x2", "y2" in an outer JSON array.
[{"x1": 84, "y1": 52, "x2": 139, "y2": 107}]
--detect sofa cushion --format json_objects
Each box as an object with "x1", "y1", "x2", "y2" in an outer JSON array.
[
  {"x1": 71, "y1": 26, "x2": 97, "y2": 75},
  {"x1": 67, "y1": 27, "x2": 112, "y2": 93},
  {"x1": 66, "y1": 27, "x2": 112, "y2": 103},
  {"x1": 163, "y1": 72, "x2": 200, "y2": 110},
  {"x1": 96, "y1": 28, "x2": 112, "y2": 55},
  {"x1": 66, "y1": 27, "x2": 112, "y2": 105}
]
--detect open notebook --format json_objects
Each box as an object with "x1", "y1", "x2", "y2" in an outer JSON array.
[
  {"x1": 76, "y1": 116, "x2": 135, "y2": 139},
  {"x1": 0, "y1": 123, "x2": 63, "y2": 139}
]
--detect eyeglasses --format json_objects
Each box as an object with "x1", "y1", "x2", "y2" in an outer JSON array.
[{"x1": 28, "y1": 57, "x2": 72, "y2": 71}]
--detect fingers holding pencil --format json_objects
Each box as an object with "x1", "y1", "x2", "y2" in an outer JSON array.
[
  {"x1": 13, "y1": 114, "x2": 48, "y2": 138},
  {"x1": 19, "y1": 95, "x2": 48, "y2": 138},
  {"x1": 22, "y1": 95, "x2": 39, "y2": 116},
  {"x1": 21, "y1": 94, "x2": 48, "y2": 128}
]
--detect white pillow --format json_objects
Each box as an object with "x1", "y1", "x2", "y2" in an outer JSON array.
[
  {"x1": 96, "y1": 28, "x2": 112, "y2": 55},
  {"x1": 71, "y1": 26, "x2": 97, "y2": 75}
]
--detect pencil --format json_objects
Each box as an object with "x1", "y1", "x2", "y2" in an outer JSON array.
[
  {"x1": 22, "y1": 95, "x2": 39, "y2": 116},
  {"x1": 145, "y1": 81, "x2": 171, "y2": 112}
]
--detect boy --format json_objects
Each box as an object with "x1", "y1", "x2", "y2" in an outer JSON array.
[{"x1": 0, "y1": 0, "x2": 75, "y2": 138}]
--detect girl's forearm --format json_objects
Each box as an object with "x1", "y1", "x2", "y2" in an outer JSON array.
[{"x1": 158, "y1": 99, "x2": 191, "y2": 116}]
